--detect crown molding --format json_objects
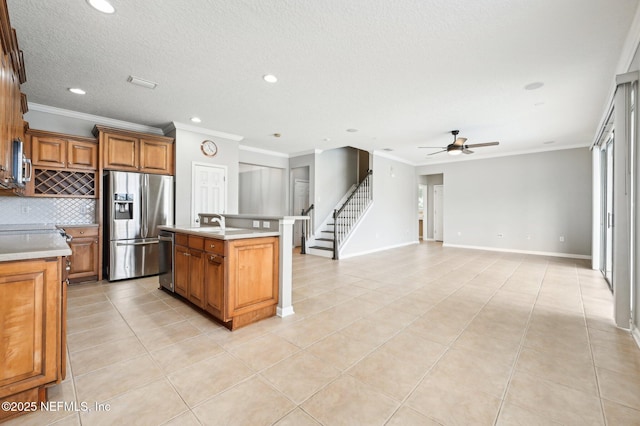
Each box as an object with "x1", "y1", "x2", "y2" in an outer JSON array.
[
  {"x1": 27, "y1": 103, "x2": 165, "y2": 135},
  {"x1": 289, "y1": 149, "x2": 323, "y2": 158},
  {"x1": 166, "y1": 122, "x2": 243, "y2": 141},
  {"x1": 415, "y1": 143, "x2": 590, "y2": 166},
  {"x1": 239, "y1": 145, "x2": 289, "y2": 158}
]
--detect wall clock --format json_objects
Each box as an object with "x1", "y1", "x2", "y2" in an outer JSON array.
[{"x1": 201, "y1": 140, "x2": 218, "y2": 157}]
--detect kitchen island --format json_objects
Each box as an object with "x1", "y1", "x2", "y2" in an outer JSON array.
[
  {"x1": 0, "y1": 228, "x2": 71, "y2": 422},
  {"x1": 159, "y1": 222, "x2": 281, "y2": 330},
  {"x1": 161, "y1": 214, "x2": 307, "y2": 325}
]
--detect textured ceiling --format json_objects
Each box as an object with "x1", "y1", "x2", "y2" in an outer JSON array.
[{"x1": 7, "y1": 0, "x2": 640, "y2": 164}]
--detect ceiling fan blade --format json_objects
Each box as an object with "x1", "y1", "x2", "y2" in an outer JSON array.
[
  {"x1": 453, "y1": 137, "x2": 467, "y2": 146},
  {"x1": 465, "y1": 141, "x2": 499, "y2": 148},
  {"x1": 463, "y1": 149, "x2": 474, "y2": 154},
  {"x1": 418, "y1": 146, "x2": 447, "y2": 149},
  {"x1": 427, "y1": 150, "x2": 447, "y2": 156}
]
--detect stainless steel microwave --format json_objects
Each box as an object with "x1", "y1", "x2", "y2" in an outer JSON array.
[{"x1": 10, "y1": 138, "x2": 32, "y2": 188}]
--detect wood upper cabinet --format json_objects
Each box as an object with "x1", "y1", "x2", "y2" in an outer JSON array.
[
  {"x1": 94, "y1": 126, "x2": 174, "y2": 175},
  {"x1": 64, "y1": 226, "x2": 99, "y2": 282},
  {"x1": 0, "y1": 0, "x2": 27, "y2": 195},
  {"x1": 103, "y1": 133, "x2": 138, "y2": 171},
  {"x1": 30, "y1": 131, "x2": 98, "y2": 170},
  {"x1": 26, "y1": 130, "x2": 98, "y2": 198},
  {"x1": 0, "y1": 257, "x2": 65, "y2": 422},
  {"x1": 31, "y1": 135, "x2": 66, "y2": 168},
  {"x1": 140, "y1": 138, "x2": 174, "y2": 175}
]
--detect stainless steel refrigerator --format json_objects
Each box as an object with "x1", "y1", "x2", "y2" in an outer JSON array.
[{"x1": 104, "y1": 171, "x2": 174, "y2": 281}]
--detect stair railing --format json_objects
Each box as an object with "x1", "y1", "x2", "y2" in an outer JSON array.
[
  {"x1": 332, "y1": 170, "x2": 373, "y2": 259},
  {"x1": 300, "y1": 204, "x2": 314, "y2": 254}
]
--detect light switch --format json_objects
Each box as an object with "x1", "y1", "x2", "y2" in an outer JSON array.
[
  {"x1": 253, "y1": 221, "x2": 260, "y2": 228},
  {"x1": 263, "y1": 221, "x2": 270, "y2": 228}
]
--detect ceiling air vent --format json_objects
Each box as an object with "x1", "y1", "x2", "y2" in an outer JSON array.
[{"x1": 127, "y1": 76, "x2": 158, "y2": 90}]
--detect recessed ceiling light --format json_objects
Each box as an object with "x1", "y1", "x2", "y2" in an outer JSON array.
[
  {"x1": 543, "y1": 140, "x2": 555, "y2": 145},
  {"x1": 273, "y1": 133, "x2": 281, "y2": 138},
  {"x1": 346, "y1": 128, "x2": 358, "y2": 133},
  {"x1": 382, "y1": 148, "x2": 394, "y2": 152},
  {"x1": 263, "y1": 74, "x2": 278, "y2": 83},
  {"x1": 190, "y1": 117, "x2": 202, "y2": 123},
  {"x1": 323, "y1": 138, "x2": 331, "y2": 142},
  {"x1": 524, "y1": 82, "x2": 544, "y2": 90},
  {"x1": 68, "y1": 88, "x2": 86, "y2": 95},
  {"x1": 86, "y1": 0, "x2": 115, "y2": 14}
]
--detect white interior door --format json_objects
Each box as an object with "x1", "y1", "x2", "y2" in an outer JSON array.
[
  {"x1": 191, "y1": 162, "x2": 227, "y2": 226},
  {"x1": 434, "y1": 185, "x2": 444, "y2": 242}
]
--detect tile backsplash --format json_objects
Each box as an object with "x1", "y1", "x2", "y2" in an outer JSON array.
[{"x1": 0, "y1": 196, "x2": 97, "y2": 225}]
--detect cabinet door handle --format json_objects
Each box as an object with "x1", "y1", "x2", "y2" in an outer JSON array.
[
  {"x1": 79, "y1": 231, "x2": 84, "y2": 234},
  {"x1": 209, "y1": 255, "x2": 217, "y2": 261},
  {"x1": 209, "y1": 244, "x2": 215, "y2": 249}
]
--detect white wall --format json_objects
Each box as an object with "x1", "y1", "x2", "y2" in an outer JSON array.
[
  {"x1": 171, "y1": 127, "x2": 239, "y2": 225},
  {"x1": 417, "y1": 148, "x2": 592, "y2": 257},
  {"x1": 290, "y1": 153, "x2": 315, "y2": 217},
  {"x1": 340, "y1": 154, "x2": 418, "y2": 257},
  {"x1": 314, "y1": 147, "x2": 358, "y2": 227},
  {"x1": 238, "y1": 164, "x2": 286, "y2": 216}
]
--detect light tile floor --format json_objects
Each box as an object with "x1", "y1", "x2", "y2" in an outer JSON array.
[{"x1": 6, "y1": 242, "x2": 640, "y2": 425}]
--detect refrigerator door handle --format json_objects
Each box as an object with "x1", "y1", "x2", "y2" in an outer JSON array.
[
  {"x1": 141, "y1": 174, "x2": 148, "y2": 238},
  {"x1": 116, "y1": 240, "x2": 160, "y2": 246}
]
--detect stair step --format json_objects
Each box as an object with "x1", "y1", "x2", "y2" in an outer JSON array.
[
  {"x1": 309, "y1": 245, "x2": 333, "y2": 251},
  {"x1": 316, "y1": 238, "x2": 333, "y2": 242}
]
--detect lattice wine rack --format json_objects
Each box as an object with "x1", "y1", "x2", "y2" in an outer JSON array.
[{"x1": 33, "y1": 169, "x2": 96, "y2": 197}]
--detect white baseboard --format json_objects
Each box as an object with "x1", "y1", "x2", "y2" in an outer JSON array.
[
  {"x1": 277, "y1": 306, "x2": 295, "y2": 318},
  {"x1": 442, "y1": 243, "x2": 592, "y2": 260},
  {"x1": 632, "y1": 325, "x2": 640, "y2": 349},
  {"x1": 339, "y1": 240, "x2": 419, "y2": 259}
]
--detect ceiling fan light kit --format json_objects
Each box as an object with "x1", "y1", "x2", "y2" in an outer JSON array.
[{"x1": 419, "y1": 130, "x2": 499, "y2": 157}]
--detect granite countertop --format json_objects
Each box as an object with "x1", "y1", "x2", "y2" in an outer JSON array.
[
  {"x1": 0, "y1": 230, "x2": 72, "y2": 262},
  {"x1": 159, "y1": 225, "x2": 280, "y2": 240}
]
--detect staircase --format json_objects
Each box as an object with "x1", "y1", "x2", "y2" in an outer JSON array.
[
  {"x1": 308, "y1": 222, "x2": 335, "y2": 258},
  {"x1": 305, "y1": 170, "x2": 373, "y2": 259}
]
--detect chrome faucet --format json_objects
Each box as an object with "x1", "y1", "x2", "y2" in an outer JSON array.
[{"x1": 209, "y1": 213, "x2": 225, "y2": 231}]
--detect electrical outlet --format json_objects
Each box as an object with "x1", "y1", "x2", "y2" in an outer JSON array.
[
  {"x1": 253, "y1": 221, "x2": 260, "y2": 228},
  {"x1": 263, "y1": 221, "x2": 270, "y2": 229},
  {"x1": 497, "y1": 233, "x2": 503, "y2": 238},
  {"x1": 526, "y1": 234, "x2": 531, "y2": 240},
  {"x1": 203, "y1": 217, "x2": 209, "y2": 224},
  {"x1": 559, "y1": 236, "x2": 565, "y2": 242}
]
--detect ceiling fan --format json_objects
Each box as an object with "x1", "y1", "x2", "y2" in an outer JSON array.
[{"x1": 419, "y1": 130, "x2": 499, "y2": 156}]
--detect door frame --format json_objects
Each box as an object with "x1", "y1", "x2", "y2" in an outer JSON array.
[
  {"x1": 433, "y1": 184, "x2": 444, "y2": 242},
  {"x1": 191, "y1": 162, "x2": 228, "y2": 226}
]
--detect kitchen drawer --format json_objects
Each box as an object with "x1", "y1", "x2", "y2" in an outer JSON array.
[
  {"x1": 64, "y1": 226, "x2": 98, "y2": 238},
  {"x1": 175, "y1": 233, "x2": 188, "y2": 246},
  {"x1": 188, "y1": 235, "x2": 204, "y2": 250},
  {"x1": 205, "y1": 238, "x2": 225, "y2": 255}
]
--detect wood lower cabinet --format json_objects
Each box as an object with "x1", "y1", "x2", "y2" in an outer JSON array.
[
  {"x1": 94, "y1": 125, "x2": 175, "y2": 175},
  {"x1": 173, "y1": 234, "x2": 279, "y2": 330},
  {"x1": 174, "y1": 234, "x2": 205, "y2": 307},
  {"x1": 63, "y1": 226, "x2": 99, "y2": 282},
  {"x1": 0, "y1": 257, "x2": 66, "y2": 422}
]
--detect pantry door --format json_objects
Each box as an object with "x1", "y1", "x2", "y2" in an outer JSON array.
[{"x1": 191, "y1": 162, "x2": 227, "y2": 226}]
